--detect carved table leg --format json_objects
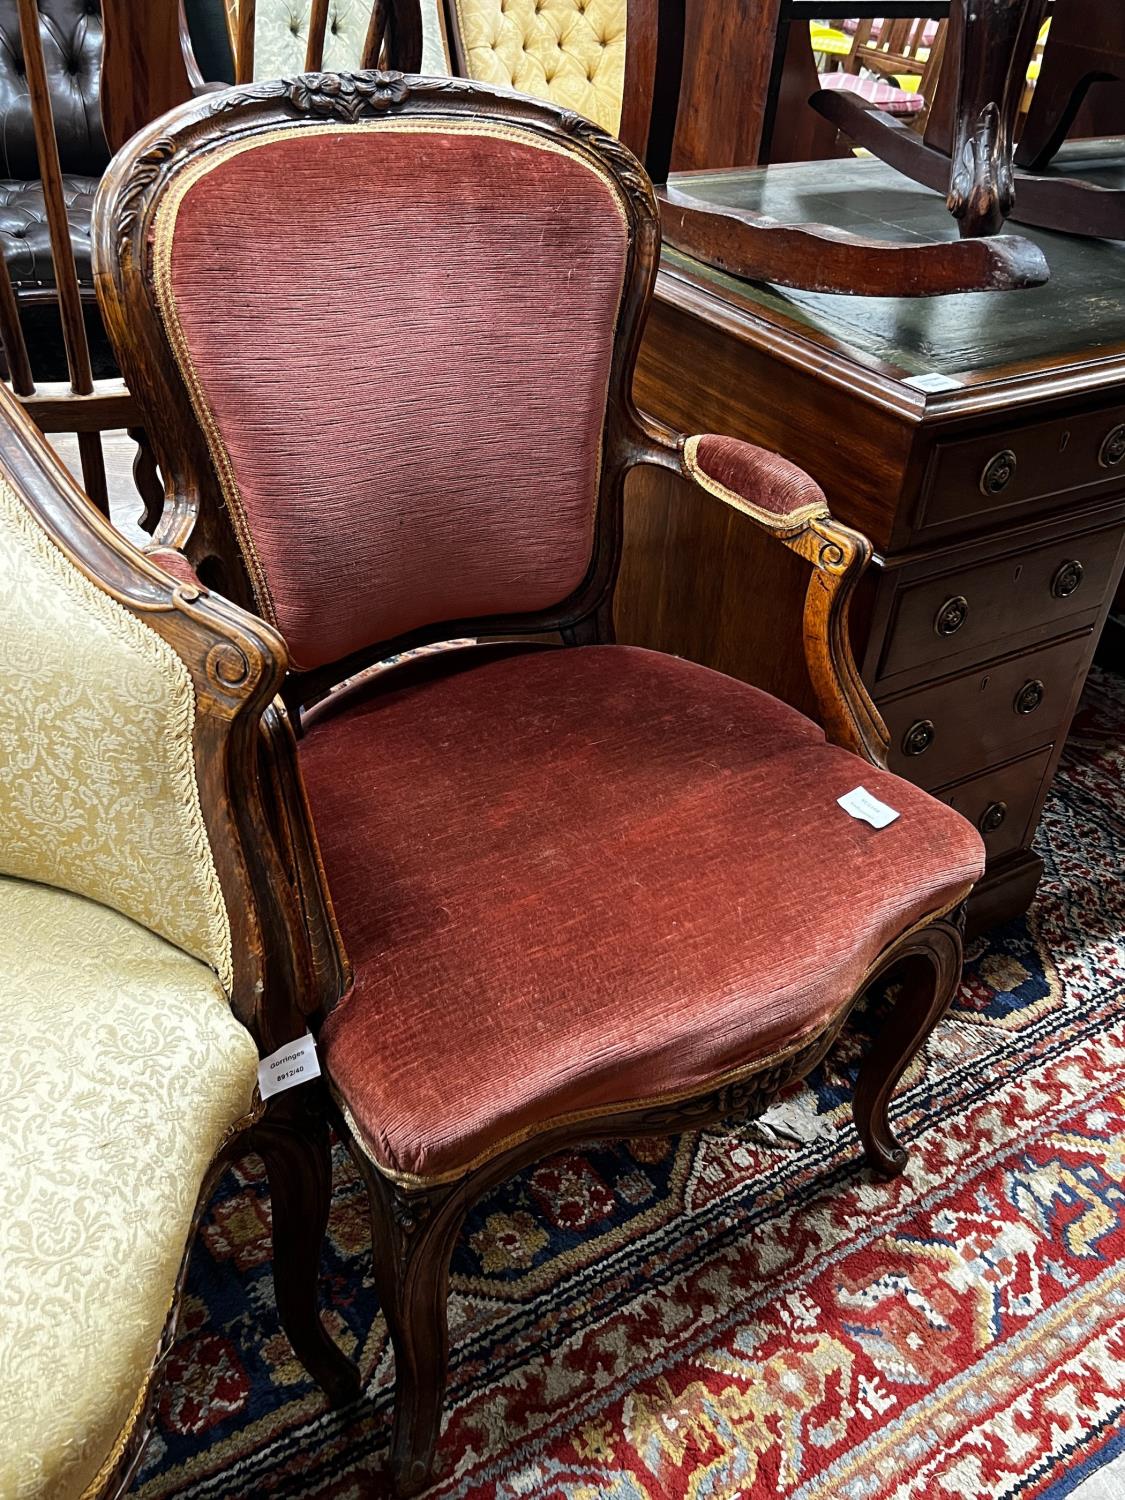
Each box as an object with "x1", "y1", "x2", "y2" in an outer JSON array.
[
  {"x1": 853, "y1": 910, "x2": 965, "y2": 1177},
  {"x1": 947, "y1": 0, "x2": 1045, "y2": 236},
  {"x1": 250, "y1": 1088, "x2": 362, "y2": 1407},
  {"x1": 362, "y1": 1166, "x2": 467, "y2": 1497},
  {"x1": 1015, "y1": 0, "x2": 1125, "y2": 171}
]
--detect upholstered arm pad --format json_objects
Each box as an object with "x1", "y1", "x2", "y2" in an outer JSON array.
[
  {"x1": 682, "y1": 433, "x2": 831, "y2": 531},
  {"x1": 146, "y1": 544, "x2": 205, "y2": 591}
]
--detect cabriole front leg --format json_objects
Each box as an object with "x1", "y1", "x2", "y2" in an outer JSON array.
[
  {"x1": 853, "y1": 910, "x2": 966, "y2": 1176},
  {"x1": 362, "y1": 1165, "x2": 467, "y2": 1496}
]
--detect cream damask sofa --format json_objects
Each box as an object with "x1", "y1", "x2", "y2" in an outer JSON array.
[{"x1": 0, "y1": 393, "x2": 355, "y2": 1498}]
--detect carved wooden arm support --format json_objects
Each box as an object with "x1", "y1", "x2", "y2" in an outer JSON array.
[
  {"x1": 141, "y1": 541, "x2": 349, "y2": 1032},
  {"x1": 258, "y1": 699, "x2": 353, "y2": 1017},
  {"x1": 635, "y1": 420, "x2": 890, "y2": 769}
]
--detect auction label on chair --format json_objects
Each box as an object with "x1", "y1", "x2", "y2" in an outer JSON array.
[
  {"x1": 258, "y1": 1033, "x2": 322, "y2": 1099},
  {"x1": 837, "y1": 785, "x2": 900, "y2": 829}
]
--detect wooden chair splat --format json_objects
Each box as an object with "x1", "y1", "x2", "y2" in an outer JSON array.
[{"x1": 229, "y1": 0, "x2": 421, "y2": 82}]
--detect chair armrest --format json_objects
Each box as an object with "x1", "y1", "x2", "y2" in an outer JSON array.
[
  {"x1": 0, "y1": 387, "x2": 317, "y2": 1056},
  {"x1": 681, "y1": 433, "x2": 833, "y2": 535},
  {"x1": 636, "y1": 420, "x2": 890, "y2": 769}
]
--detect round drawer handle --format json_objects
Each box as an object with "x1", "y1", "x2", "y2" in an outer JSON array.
[
  {"x1": 902, "y1": 719, "x2": 935, "y2": 756},
  {"x1": 934, "y1": 595, "x2": 969, "y2": 637},
  {"x1": 1014, "y1": 679, "x2": 1045, "y2": 715},
  {"x1": 980, "y1": 449, "x2": 1017, "y2": 495},
  {"x1": 1051, "y1": 559, "x2": 1084, "y2": 598},
  {"x1": 978, "y1": 801, "x2": 1008, "y2": 835},
  {"x1": 1099, "y1": 423, "x2": 1125, "y2": 468}
]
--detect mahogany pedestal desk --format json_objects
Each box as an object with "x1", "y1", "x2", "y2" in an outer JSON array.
[{"x1": 617, "y1": 152, "x2": 1125, "y2": 933}]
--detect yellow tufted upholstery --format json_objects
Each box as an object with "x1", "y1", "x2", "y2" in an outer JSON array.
[
  {"x1": 450, "y1": 0, "x2": 626, "y2": 133},
  {"x1": 250, "y1": 0, "x2": 449, "y2": 76},
  {"x1": 0, "y1": 878, "x2": 259, "y2": 1500},
  {"x1": 0, "y1": 471, "x2": 232, "y2": 992}
]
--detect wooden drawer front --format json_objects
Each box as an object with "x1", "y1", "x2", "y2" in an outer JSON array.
[
  {"x1": 920, "y1": 407, "x2": 1125, "y2": 531},
  {"x1": 881, "y1": 631, "x2": 1092, "y2": 789},
  {"x1": 878, "y1": 522, "x2": 1123, "y2": 681},
  {"x1": 935, "y1": 747, "x2": 1055, "y2": 863}
]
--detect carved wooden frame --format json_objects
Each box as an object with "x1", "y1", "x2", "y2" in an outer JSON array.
[
  {"x1": 92, "y1": 74, "x2": 975, "y2": 1493},
  {"x1": 0, "y1": 389, "x2": 359, "y2": 1497}
]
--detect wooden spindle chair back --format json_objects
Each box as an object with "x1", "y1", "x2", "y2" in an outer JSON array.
[
  {"x1": 843, "y1": 15, "x2": 947, "y2": 130},
  {"x1": 0, "y1": 0, "x2": 202, "y2": 521},
  {"x1": 230, "y1": 0, "x2": 423, "y2": 82},
  {"x1": 0, "y1": 0, "x2": 111, "y2": 513}
]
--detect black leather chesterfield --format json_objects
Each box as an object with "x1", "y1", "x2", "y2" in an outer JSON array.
[{"x1": 0, "y1": 0, "x2": 112, "y2": 377}]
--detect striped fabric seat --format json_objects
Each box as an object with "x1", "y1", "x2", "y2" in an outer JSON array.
[{"x1": 817, "y1": 69, "x2": 926, "y2": 116}]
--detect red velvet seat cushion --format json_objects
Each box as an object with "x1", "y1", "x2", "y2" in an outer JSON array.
[{"x1": 302, "y1": 647, "x2": 984, "y2": 1183}]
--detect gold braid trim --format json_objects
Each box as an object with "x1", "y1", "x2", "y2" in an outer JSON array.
[{"x1": 77, "y1": 1368, "x2": 155, "y2": 1500}]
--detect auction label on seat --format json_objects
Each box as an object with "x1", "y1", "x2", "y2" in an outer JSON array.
[
  {"x1": 258, "y1": 1032, "x2": 321, "y2": 1099},
  {"x1": 837, "y1": 785, "x2": 900, "y2": 829}
]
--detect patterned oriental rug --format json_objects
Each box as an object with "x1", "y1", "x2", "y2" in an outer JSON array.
[{"x1": 135, "y1": 669, "x2": 1125, "y2": 1500}]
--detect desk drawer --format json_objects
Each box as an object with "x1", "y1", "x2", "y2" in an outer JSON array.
[
  {"x1": 881, "y1": 631, "x2": 1092, "y2": 789},
  {"x1": 878, "y1": 521, "x2": 1123, "y2": 681},
  {"x1": 920, "y1": 407, "x2": 1125, "y2": 531},
  {"x1": 934, "y1": 747, "x2": 1055, "y2": 863}
]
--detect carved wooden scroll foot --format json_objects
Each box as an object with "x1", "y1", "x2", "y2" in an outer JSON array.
[
  {"x1": 945, "y1": 0, "x2": 1041, "y2": 236},
  {"x1": 658, "y1": 184, "x2": 1049, "y2": 297}
]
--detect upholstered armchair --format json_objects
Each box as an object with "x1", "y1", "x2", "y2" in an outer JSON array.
[
  {"x1": 0, "y1": 390, "x2": 357, "y2": 1498},
  {"x1": 441, "y1": 0, "x2": 626, "y2": 131},
  {"x1": 94, "y1": 76, "x2": 986, "y2": 1494}
]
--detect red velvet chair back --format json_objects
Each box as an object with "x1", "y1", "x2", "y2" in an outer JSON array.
[{"x1": 99, "y1": 81, "x2": 659, "y2": 680}]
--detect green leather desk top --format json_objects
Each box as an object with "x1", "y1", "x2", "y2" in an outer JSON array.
[{"x1": 662, "y1": 142, "x2": 1125, "y2": 387}]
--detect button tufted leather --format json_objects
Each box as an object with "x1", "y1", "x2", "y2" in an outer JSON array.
[
  {"x1": 0, "y1": 174, "x2": 96, "y2": 296},
  {"x1": 0, "y1": 0, "x2": 108, "y2": 180},
  {"x1": 451, "y1": 0, "x2": 626, "y2": 133},
  {"x1": 0, "y1": 171, "x2": 115, "y2": 380}
]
